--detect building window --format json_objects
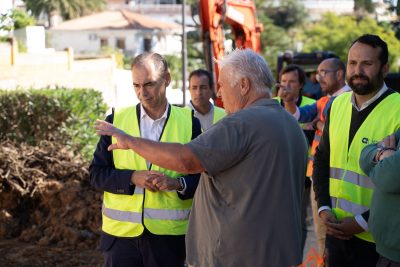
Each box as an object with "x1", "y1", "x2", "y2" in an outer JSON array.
[
  {"x1": 100, "y1": 38, "x2": 108, "y2": 47},
  {"x1": 144, "y1": 38, "x2": 152, "y2": 52},
  {"x1": 116, "y1": 38, "x2": 126, "y2": 50}
]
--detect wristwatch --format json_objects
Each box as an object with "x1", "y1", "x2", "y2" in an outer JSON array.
[
  {"x1": 374, "y1": 147, "x2": 396, "y2": 162},
  {"x1": 177, "y1": 177, "x2": 185, "y2": 191}
]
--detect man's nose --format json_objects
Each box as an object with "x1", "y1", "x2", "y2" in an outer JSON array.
[
  {"x1": 352, "y1": 64, "x2": 364, "y2": 75},
  {"x1": 137, "y1": 86, "x2": 148, "y2": 96}
]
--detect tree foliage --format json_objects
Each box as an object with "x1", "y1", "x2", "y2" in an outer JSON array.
[
  {"x1": 299, "y1": 13, "x2": 400, "y2": 71},
  {"x1": 23, "y1": 0, "x2": 105, "y2": 22},
  {"x1": 0, "y1": 9, "x2": 36, "y2": 32},
  {"x1": 264, "y1": 0, "x2": 307, "y2": 30},
  {"x1": 257, "y1": 8, "x2": 294, "y2": 76},
  {"x1": 354, "y1": 0, "x2": 375, "y2": 13}
]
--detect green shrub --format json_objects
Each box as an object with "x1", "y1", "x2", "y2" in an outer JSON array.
[{"x1": 0, "y1": 88, "x2": 107, "y2": 161}]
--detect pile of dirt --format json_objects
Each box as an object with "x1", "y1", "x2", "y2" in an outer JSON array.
[{"x1": 0, "y1": 140, "x2": 103, "y2": 265}]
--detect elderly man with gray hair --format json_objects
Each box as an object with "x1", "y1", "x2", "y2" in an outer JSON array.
[{"x1": 95, "y1": 49, "x2": 308, "y2": 267}]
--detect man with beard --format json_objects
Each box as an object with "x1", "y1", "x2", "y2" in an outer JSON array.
[
  {"x1": 278, "y1": 57, "x2": 350, "y2": 256},
  {"x1": 313, "y1": 34, "x2": 400, "y2": 266}
]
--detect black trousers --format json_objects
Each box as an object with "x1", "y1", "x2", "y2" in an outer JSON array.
[
  {"x1": 101, "y1": 230, "x2": 186, "y2": 267},
  {"x1": 376, "y1": 255, "x2": 400, "y2": 267},
  {"x1": 325, "y1": 234, "x2": 379, "y2": 267}
]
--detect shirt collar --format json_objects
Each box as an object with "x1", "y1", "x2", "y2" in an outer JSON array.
[
  {"x1": 350, "y1": 83, "x2": 388, "y2": 111},
  {"x1": 187, "y1": 100, "x2": 213, "y2": 115},
  {"x1": 140, "y1": 103, "x2": 169, "y2": 122},
  {"x1": 331, "y1": 84, "x2": 352, "y2": 97}
]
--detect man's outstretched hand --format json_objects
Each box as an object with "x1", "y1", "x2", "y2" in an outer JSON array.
[{"x1": 95, "y1": 119, "x2": 133, "y2": 151}]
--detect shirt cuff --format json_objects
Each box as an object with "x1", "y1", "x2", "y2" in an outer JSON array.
[
  {"x1": 293, "y1": 107, "x2": 300, "y2": 120},
  {"x1": 355, "y1": 214, "x2": 369, "y2": 231},
  {"x1": 318, "y1": 205, "x2": 331, "y2": 215},
  {"x1": 177, "y1": 177, "x2": 187, "y2": 194}
]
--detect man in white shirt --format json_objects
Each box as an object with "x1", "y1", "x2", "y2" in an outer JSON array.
[
  {"x1": 89, "y1": 52, "x2": 201, "y2": 267},
  {"x1": 187, "y1": 69, "x2": 225, "y2": 131}
]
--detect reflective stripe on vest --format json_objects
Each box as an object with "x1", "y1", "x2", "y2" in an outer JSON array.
[
  {"x1": 330, "y1": 197, "x2": 369, "y2": 216},
  {"x1": 329, "y1": 91, "x2": 400, "y2": 242},
  {"x1": 330, "y1": 167, "x2": 374, "y2": 189},
  {"x1": 307, "y1": 96, "x2": 330, "y2": 177},
  {"x1": 103, "y1": 205, "x2": 191, "y2": 222},
  {"x1": 102, "y1": 105, "x2": 193, "y2": 237}
]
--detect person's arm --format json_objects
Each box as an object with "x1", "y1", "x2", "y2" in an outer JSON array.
[
  {"x1": 312, "y1": 108, "x2": 331, "y2": 209},
  {"x1": 89, "y1": 114, "x2": 135, "y2": 194},
  {"x1": 95, "y1": 119, "x2": 205, "y2": 174},
  {"x1": 360, "y1": 131, "x2": 400, "y2": 193},
  {"x1": 298, "y1": 103, "x2": 319, "y2": 123},
  {"x1": 177, "y1": 116, "x2": 202, "y2": 200}
]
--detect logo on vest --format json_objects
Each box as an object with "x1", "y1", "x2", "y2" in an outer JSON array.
[{"x1": 361, "y1": 137, "x2": 379, "y2": 145}]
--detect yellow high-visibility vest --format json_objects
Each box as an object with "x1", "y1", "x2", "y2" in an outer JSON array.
[
  {"x1": 213, "y1": 106, "x2": 226, "y2": 124},
  {"x1": 329, "y1": 91, "x2": 400, "y2": 242},
  {"x1": 102, "y1": 105, "x2": 193, "y2": 237}
]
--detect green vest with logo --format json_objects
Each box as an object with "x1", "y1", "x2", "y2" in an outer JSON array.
[
  {"x1": 329, "y1": 91, "x2": 400, "y2": 242},
  {"x1": 102, "y1": 105, "x2": 194, "y2": 237}
]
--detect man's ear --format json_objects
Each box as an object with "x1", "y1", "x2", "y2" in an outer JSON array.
[
  {"x1": 382, "y1": 63, "x2": 389, "y2": 78},
  {"x1": 336, "y1": 69, "x2": 344, "y2": 80},
  {"x1": 240, "y1": 77, "x2": 251, "y2": 95},
  {"x1": 164, "y1": 72, "x2": 171, "y2": 87}
]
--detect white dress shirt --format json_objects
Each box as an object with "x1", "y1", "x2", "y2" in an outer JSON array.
[{"x1": 187, "y1": 101, "x2": 214, "y2": 131}]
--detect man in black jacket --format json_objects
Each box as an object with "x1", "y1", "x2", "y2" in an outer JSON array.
[
  {"x1": 89, "y1": 52, "x2": 201, "y2": 267},
  {"x1": 313, "y1": 34, "x2": 400, "y2": 266}
]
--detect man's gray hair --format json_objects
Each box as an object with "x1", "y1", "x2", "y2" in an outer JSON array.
[
  {"x1": 131, "y1": 52, "x2": 168, "y2": 79},
  {"x1": 216, "y1": 49, "x2": 274, "y2": 96}
]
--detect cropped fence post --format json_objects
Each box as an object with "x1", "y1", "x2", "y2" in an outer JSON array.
[
  {"x1": 66, "y1": 47, "x2": 74, "y2": 70},
  {"x1": 10, "y1": 37, "x2": 18, "y2": 66}
]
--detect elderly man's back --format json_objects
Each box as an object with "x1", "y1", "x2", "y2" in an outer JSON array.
[{"x1": 186, "y1": 98, "x2": 308, "y2": 267}]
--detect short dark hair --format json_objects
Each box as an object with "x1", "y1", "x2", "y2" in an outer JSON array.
[
  {"x1": 330, "y1": 58, "x2": 346, "y2": 74},
  {"x1": 131, "y1": 52, "x2": 168, "y2": 79},
  {"x1": 350, "y1": 34, "x2": 388, "y2": 66},
  {"x1": 189, "y1": 69, "x2": 213, "y2": 88},
  {"x1": 279, "y1": 64, "x2": 306, "y2": 86}
]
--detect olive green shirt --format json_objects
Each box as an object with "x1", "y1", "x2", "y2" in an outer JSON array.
[{"x1": 186, "y1": 98, "x2": 308, "y2": 267}]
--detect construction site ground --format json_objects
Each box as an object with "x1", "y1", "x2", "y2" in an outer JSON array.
[{"x1": 0, "y1": 140, "x2": 317, "y2": 266}]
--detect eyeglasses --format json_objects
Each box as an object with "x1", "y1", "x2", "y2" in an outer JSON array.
[{"x1": 316, "y1": 69, "x2": 337, "y2": 81}]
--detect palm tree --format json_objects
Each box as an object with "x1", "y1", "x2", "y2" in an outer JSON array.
[{"x1": 23, "y1": 0, "x2": 105, "y2": 27}]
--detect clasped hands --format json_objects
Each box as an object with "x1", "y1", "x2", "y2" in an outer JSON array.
[
  {"x1": 319, "y1": 210, "x2": 364, "y2": 240},
  {"x1": 131, "y1": 170, "x2": 181, "y2": 192}
]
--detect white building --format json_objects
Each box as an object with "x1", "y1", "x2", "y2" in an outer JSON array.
[
  {"x1": 300, "y1": 0, "x2": 354, "y2": 20},
  {"x1": 48, "y1": 9, "x2": 182, "y2": 56}
]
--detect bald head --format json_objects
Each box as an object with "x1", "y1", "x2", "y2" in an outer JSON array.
[
  {"x1": 316, "y1": 58, "x2": 346, "y2": 95},
  {"x1": 131, "y1": 52, "x2": 169, "y2": 80}
]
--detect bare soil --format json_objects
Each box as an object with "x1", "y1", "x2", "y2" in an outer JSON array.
[
  {"x1": 0, "y1": 238, "x2": 103, "y2": 267},
  {"x1": 0, "y1": 140, "x2": 104, "y2": 266}
]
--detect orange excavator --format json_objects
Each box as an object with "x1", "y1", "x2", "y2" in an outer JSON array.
[{"x1": 198, "y1": 0, "x2": 263, "y2": 107}]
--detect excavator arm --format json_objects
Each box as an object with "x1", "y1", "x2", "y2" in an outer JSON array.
[{"x1": 199, "y1": 0, "x2": 263, "y2": 106}]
